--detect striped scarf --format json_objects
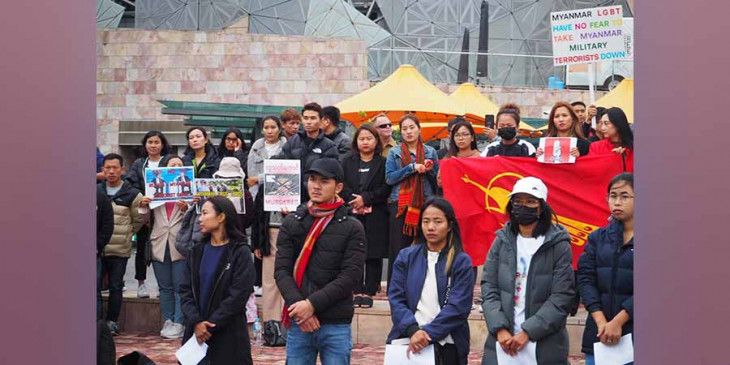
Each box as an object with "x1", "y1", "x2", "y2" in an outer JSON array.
[
  {"x1": 396, "y1": 141, "x2": 425, "y2": 236},
  {"x1": 281, "y1": 196, "x2": 345, "y2": 328}
]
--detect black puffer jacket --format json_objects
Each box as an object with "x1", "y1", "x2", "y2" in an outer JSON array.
[
  {"x1": 276, "y1": 129, "x2": 338, "y2": 201},
  {"x1": 274, "y1": 203, "x2": 367, "y2": 324},
  {"x1": 126, "y1": 157, "x2": 164, "y2": 192},
  {"x1": 577, "y1": 220, "x2": 634, "y2": 354},
  {"x1": 182, "y1": 144, "x2": 221, "y2": 178},
  {"x1": 180, "y1": 241, "x2": 255, "y2": 364}
]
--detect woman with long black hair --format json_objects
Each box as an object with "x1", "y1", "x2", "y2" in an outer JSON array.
[
  {"x1": 179, "y1": 196, "x2": 255, "y2": 364},
  {"x1": 385, "y1": 114, "x2": 439, "y2": 283},
  {"x1": 588, "y1": 107, "x2": 634, "y2": 172},
  {"x1": 387, "y1": 197, "x2": 474, "y2": 365},
  {"x1": 217, "y1": 127, "x2": 249, "y2": 178},
  {"x1": 182, "y1": 127, "x2": 221, "y2": 178},
  {"x1": 481, "y1": 177, "x2": 575, "y2": 364},
  {"x1": 536, "y1": 101, "x2": 592, "y2": 157},
  {"x1": 340, "y1": 124, "x2": 391, "y2": 308},
  {"x1": 126, "y1": 130, "x2": 171, "y2": 299}
]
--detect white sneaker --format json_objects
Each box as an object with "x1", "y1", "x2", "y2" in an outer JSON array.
[
  {"x1": 160, "y1": 319, "x2": 173, "y2": 337},
  {"x1": 163, "y1": 323, "x2": 184, "y2": 339},
  {"x1": 137, "y1": 283, "x2": 150, "y2": 298}
]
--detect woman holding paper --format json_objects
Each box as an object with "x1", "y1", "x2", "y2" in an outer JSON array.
[
  {"x1": 139, "y1": 156, "x2": 189, "y2": 339},
  {"x1": 179, "y1": 196, "x2": 255, "y2": 364},
  {"x1": 217, "y1": 127, "x2": 249, "y2": 177},
  {"x1": 588, "y1": 107, "x2": 634, "y2": 172},
  {"x1": 481, "y1": 177, "x2": 575, "y2": 365},
  {"x1": 535, "y1": 102, "x2": 591, "y2": 157},
  {"x1": 387, "y1": 197, "x2": 474, "y2": 365},
  {"x1": 340, "y1": 124, "x2": 391, "y2": 308},
  {"x1": 577, "y1": 173, "x2": 634, "y2": 365},
  {"x1": 249, "y1": 115, "x2": 289, "y2": 328}
]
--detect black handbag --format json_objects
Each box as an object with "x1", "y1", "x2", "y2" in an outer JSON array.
[{"x1": 263, "y1": 320, "x2": 287, "y2": 347}]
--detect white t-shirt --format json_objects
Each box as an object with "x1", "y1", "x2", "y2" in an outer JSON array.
[
  {"x1": 106, "y1": 183, "x2": 122, "y2": 197},
  {"x1": 415, "y1": 250, "x2": 454, "y2": 345},
  {"x1": 264, "y1": 141, "x2": 282, "y2": 158},
  {"x1": 513, "y1": 234, "x2": 545, "y2": 335},
  {"x1": 147, "y1": 159, "x2": 160, "y2": 169}
]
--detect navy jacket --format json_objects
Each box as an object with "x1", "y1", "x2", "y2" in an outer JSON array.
[
  {"x1": 387, "y1": 244, "x2": 474, "y2": 365},
  {"x1": 577, "y1": 220, "x2": 634, "y2": 354}
]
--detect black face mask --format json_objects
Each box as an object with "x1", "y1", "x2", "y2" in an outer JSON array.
[
  {"x1": 498, "y1": 127, "x2": 517, "y2": 140},
  {"x1": 511, "y1": 205, "x2": 540, "y2": 225}
]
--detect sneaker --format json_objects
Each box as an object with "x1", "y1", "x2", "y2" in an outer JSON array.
[
  {"x1": 137, "y1": 283, "x2": 150, "y2": 298},
  {"x1": 163, "y1": 323, "x2": 184, "y2": 339},
  {"x1": 160, "y1": 319, "x2": 173, "y2": 337},
  {"x1": 107, "y1": 321, "x2": 119, "y2": 336},
  {"x1": 353, "y1": 295, "x2": 363, "y2": 308},
  {"x1": 254, "y1": 286, "x2": 263, "y2": 297},
  {"x1": 360, "y1": 296, "x2": 374, "y2": 308}
]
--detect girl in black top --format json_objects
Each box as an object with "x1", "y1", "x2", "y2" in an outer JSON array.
[
  {"x1": 180, "y1": 196, "x2": 255, "y2": 364},
  {"x1": 340, "y1": 124, "x2": 391, "y2": 308},
  {"x1": 182, "y1": 127, "x2": 220, "y2": 178},
  {"x1": 217, "y1": 127, "x2": 249, "y2": 178},
  {"x1": 481, "y1": 104, "x2": 536, "y2": 157}
]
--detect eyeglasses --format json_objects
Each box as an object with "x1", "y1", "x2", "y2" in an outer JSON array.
[
  {"x1": 376, "y1": 123, "x2": 392, "y2": 129},
  {"x1": 225, "y1": 137, "x2": 238, "y2": 142},
  {"x1": 453, "y1": 133, "x2": 472, "y2": 139},
  {"x1": 607, "y1": 194, "x2": 634, "y2": 203},
  {"x1": 512, "y1": 198, "x2": 540, "y2": 208}
]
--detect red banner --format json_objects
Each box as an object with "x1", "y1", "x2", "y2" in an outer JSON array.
[{"x1": 441, "y1": 154, "x2": 626, "y2": 268}]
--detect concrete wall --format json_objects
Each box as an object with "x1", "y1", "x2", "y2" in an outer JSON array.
[{"x1": 96, "y1": 18, "x2": 369, "y2": 153}]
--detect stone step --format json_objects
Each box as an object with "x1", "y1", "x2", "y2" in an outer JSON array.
[{"x1": 104, "y1": 291, "x2": 587, "y2": 355}]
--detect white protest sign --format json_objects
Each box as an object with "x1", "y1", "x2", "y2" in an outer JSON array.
[{"x1": 551, "y1": 6, "x2": 626, "y2": 66}]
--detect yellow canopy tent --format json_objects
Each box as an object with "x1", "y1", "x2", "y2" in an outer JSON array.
[
  {"x1": 448, "y1": 82, "x2": 536, "y2": 132},
  {"x1": 595, "y1": 78, "x2": 634, "y2": 123},
  {"x1": 336, "y1": 64, "x2": 480, "y2": 141}
]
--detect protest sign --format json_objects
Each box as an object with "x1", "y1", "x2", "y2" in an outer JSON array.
[
  {"x1": 538, "y1": 137, "x2": 577, "y2": 164},
  {"x1": 263, "y1": 159, "x2": 301, "y2": 212},
  {"x1": 551, "y1": 5, "x2": 626, "y2": 66},
  {"x1": 195, "y1": 178, "x2": 245, "y2": 214},
  {"x1": 144, "y1": 167, "x2": 195, "y2": 203}
]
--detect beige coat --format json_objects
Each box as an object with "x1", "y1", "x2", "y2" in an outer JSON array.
[
  {"x1": 146, "y1": 202, "x2": 186, "y2": 262},
  {"x1": 104, "y1": 193, "x2": 144, "y2": 258}
]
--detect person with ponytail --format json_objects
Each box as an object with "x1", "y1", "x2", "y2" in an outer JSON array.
[
  {"x1": 481, "y1": 177, "x2": 575, "y2": 364},
  {"x1": 385, "y1": 114, "x2": 439, "y2": 283},
  {"x1": 274, "y1": 158, "x2": 366, "y2": 365},
  {"x1": 387, "y1": 197, "x2": 474, "y2": 365},
  {"x1": 480, "y1": 103, "x2": 536, "y2": 157}
]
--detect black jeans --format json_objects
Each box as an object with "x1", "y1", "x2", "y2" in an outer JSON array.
[
  {"x1": 102, "y1": 256, "x2": 128, "y2": 322},
  {"x1": 135, "y1": 225, "x2": 150, "y2": 281},
  {"x1": 387, "y1": 203, "x2": 415, "y2": 285},
  {"x1": 357, "y1": 258, "x2": 383, "y2": 296}
]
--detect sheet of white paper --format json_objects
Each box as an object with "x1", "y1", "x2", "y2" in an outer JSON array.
[
  {"x1": 383, "y1": 344, "x2": 435, "y2": 365},
  {"x1": 594, "y1": 333, "x2": 634, "y2": 365},
  {"x1": 496, "y1": 341, "x2": 537, "y2": 365},
  {"x1": 175, "y1": 336, "x2": 208, "y2": 365}
]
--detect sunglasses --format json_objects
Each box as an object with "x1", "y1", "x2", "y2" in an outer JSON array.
[{"x1": 376, "y1": 123, "x2": 392, "y2": 129}]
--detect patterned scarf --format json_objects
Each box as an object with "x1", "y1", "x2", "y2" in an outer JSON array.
[
  {"x1": 396, "y1": 141, "x2": 425, "y2": 236},
  {"x1": 281, "y1": 195, "x2": 345, "y2": 328}
]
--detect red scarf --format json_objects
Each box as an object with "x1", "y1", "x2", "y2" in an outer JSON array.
[
  {"x1": 396, "y1": 141, "x2": 425, "y2": 236},
  {"x1": 281, "y1": 196, "x2": 345, "y2": 328}
]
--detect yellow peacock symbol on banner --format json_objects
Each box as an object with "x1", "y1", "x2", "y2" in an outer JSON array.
[{"x1": 460, "y1": 172, "x2": 598, "y2": 246}]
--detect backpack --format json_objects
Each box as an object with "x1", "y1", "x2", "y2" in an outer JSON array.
[
  {"x1": 263, "y1": 320, "x2": 287, "y2": 347},
  {"x1": 175, "y1": 208, "x2": 202, "y2": 258}
]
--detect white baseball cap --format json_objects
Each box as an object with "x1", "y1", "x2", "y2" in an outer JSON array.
[
  {"x1": 508, "y1": 176, "x2": 548, "y2": 201},
  {"x1": 214, "y1": 157, "x2": 246, "y2": 178}
]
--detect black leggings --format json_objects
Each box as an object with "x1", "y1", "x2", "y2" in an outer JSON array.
[
  {"x1": 387, "y1": 203, "x2": 415, "y2": 285},
  {"x1": 358, "y1": 258, "x2": 384, "y2": 296},
  {"x1": 134, "y1": 225, "x2": 150, "y2": 281},
  {"x1": 434, "y1": 343, "x2": 459, "y2": 365}
]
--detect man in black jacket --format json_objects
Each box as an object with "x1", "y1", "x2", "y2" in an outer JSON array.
[
  {"x1": 322, "y1": 105, "x2": 351, "y2": 159},
  {"x1": 97, "y1": 189, "x2": 114, "y2": 321},
  {"x1": 277, "y1": 102, "x2": 339, "y2": 203},
  {"x1": 275, "y1": 158, "x2": 366, "y2": 365}
]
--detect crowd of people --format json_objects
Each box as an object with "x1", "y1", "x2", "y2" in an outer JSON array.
[{"x1": 96, "y1": 100, "x2": 634, "y2": 364}]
